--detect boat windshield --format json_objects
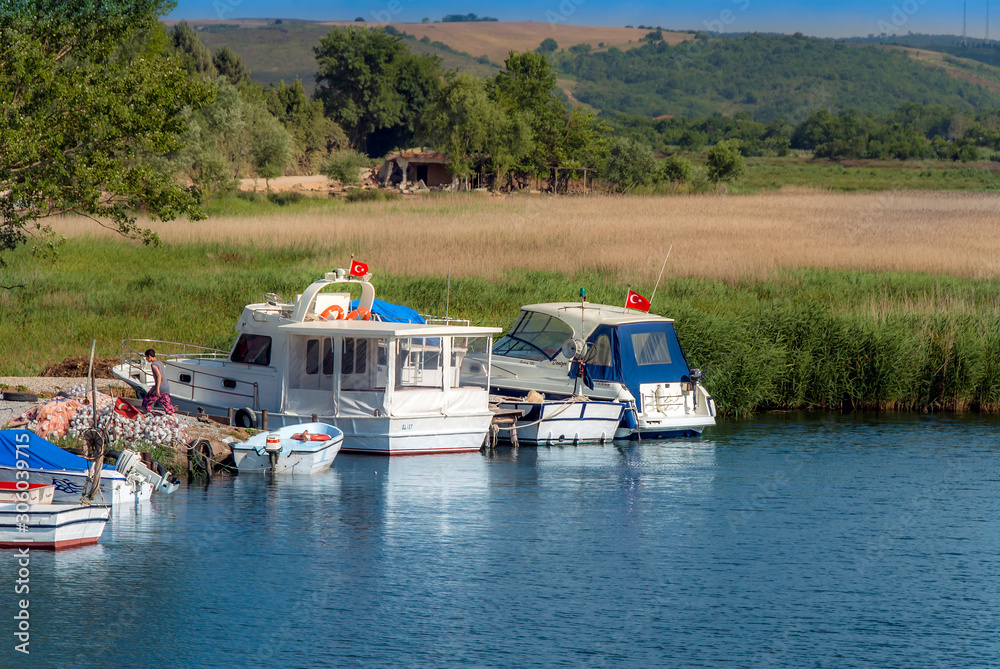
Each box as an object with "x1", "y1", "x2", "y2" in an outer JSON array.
[{"x1": 492, "y1": 311, "x2": 573, "y2": 361}]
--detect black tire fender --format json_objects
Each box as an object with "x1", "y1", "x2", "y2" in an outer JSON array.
[
  {"x1": 234, "y1": 407, "x2": 256, "y2": 429},
  {"x1": 2, "y1": 392, "x2": 38, "y2": 403}
]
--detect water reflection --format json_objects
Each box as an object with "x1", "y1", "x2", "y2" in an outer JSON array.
[{"x1": 9, "y1": 412, "x2": 1000, "y2": 668}]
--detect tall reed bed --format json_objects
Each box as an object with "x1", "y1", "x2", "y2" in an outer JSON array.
[
  {"x1": 44, "y1": 190, "x2": 1000, "y2": 281},
  {"x1": 4, "y1": 238, "x2": 1000, "y2": 415}
]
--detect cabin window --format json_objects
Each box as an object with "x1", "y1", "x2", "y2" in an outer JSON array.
[
  {"x1": 306, "y1": 339, "x2": 320, "y2": 375},
  {"x1": 456, "y1": 336, "x2": 492, "y2": 388},
  {"x1": 323, "y1": 338, "x2": 334, "y2": 375},
  {"x1": 396, "y1": 337, "x2": 444, "y2": 389},
  {"x1": 590, "y1": 335, "x2": 613, "y2": 367},
  {"x1": 492, "y1": 336, "x2": 546, "y2": 361},
  {"x1": 494, "y1": 311, "x2": 573, "y2": 361},
  {"x1": 230, "y1": 334, "x2": 272, "y2": 366},
  {"x1": 341, "y1": 338, "x2": 386, "y2": 391},
  {"x1": 342, "y1": 338, "x2": 366, "y2": 375},
  {"x1": 632, "y1": 331, "x2": 672, "y2": 366},
  {"x1": 290, "y1": 336, "x2": 333, "y2": 391}
]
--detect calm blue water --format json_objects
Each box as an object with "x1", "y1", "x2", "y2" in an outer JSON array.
[{"x1": 3, "y1": 412, "x2": 1000, "y2": 668}]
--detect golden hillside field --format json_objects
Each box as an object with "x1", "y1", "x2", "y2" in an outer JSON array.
[
  {"x1": 320, "y1": 21, "x2": 688, "y2": 63},
  {"x1": 49, "y1": 191, "x2": 1000, "y2": 283}
]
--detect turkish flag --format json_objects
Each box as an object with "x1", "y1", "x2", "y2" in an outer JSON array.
[
  {"x1": 350, "y1": 260, "x2": 369, "y2": 277},
  {"x1": 626, "y1": 289, "x2": 651, "y2": 312}
]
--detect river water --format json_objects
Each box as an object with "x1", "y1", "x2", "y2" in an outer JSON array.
[{"x1": 3, "y1": 412, "x2": 1000, "y2": 668}]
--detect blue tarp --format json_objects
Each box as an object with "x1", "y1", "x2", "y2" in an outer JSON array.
[
  {"x1": 0, "y1": 429, "x2": 92, "y2": 472},
  {"x1": 350, "y1": 298, "x2": 425, "y2": 324},
  {"x1": 572, "y1": 322, "x2": 691, "y2": 402}
]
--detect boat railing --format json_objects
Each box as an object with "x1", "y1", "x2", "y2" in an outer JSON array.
[
  {"x1": 118, "y1": 339, "x2": 260, "y2": 410},
  {"x1": 422, "y1": 315, "x2": 472, "y2": 327},
  {"x1": 120, "y1": 339, "x2": 230, "y2": 366}
]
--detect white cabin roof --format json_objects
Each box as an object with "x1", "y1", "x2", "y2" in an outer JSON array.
[
  {"x1": 520, "y1": 302, "x2": 673, "y2": 331},
  {"x1": 279, "y1": 320, "x2": 499, "y2": 338}
]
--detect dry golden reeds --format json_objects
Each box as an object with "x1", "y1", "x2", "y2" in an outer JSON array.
[{"x1": 47, "y1": 191, "x2": 1000, "y2": 283}]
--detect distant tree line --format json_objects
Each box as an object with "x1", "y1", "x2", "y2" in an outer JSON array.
[
  {"x1": 608, "y1": 101, "x2": 1000, "y2": 162},
  {"x1": 441, "y1": 14, "x2": 498, "y2": 22}
]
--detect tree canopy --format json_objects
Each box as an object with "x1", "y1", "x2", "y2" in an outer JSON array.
[
  {"x1": 0, "y1": 0, "x2": 213, "y2": 258},
  {"x1": 313, "y1": 26, "x2": 441, "y2": 156}
]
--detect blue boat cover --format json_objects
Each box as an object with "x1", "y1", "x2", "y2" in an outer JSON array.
[
  {"x1": 350, "y1": 298, "x2": 425, "y2": 324},
  {"x1": 0, "y1": 429, "x2": 93, "y2": 472},
  {"x1": 571, "y1": 322, "x2": 691, "y2": 403}
]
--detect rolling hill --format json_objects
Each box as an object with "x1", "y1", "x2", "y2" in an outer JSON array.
[
  {"x1": 174, "y1": 20, "x2": 1000, "y2": 121},
  {"x1": 558, "y1": 33, "x2": 1000, "y2": 121},
  {"x1": 174, "y1": 19, "x2": 671, "y2": 91}
]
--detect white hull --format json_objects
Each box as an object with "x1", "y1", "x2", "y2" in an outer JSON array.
[
  {"x1": 0, "y1": 467, "x2": 152, "y2": 506},
  {"x1": 617, "y1": 411, "x2": 717, "y2": 440},
  {"x1": 0, "y1": 503, "x2": 109, "y2": 550},
  {"x1": 193, "y1": 403, "x2": 492, "y2": 456},
  {"x1": 233, "y1": 445, "x2": 340, "y2": 474},
  {"x1": 499, "y1": 400, "x2": 623, "y2": 445},
  {"x1": 234, "y1": 423, "x2": 343, "y2": 474}
]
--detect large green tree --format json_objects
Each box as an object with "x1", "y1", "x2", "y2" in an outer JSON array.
[
  {"x1": 489, "y1": 51, "x2": 605, "y2": 185},
  {"x1": 422, "y1": 74, "x2": 531, "y2": 183},
  {"x1": 267, "y1": 78, "x2": 347, "y2": 174},
  {"x1": 0, "y1": 0, "x2": 213, "y2": 257},
  {"x1": 313, "y1": 26, "x2": 440, "y2": 156}
]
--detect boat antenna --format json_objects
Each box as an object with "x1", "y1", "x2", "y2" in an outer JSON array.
[
  {"x1": 624, "y1": 283, "x2": 632, "y2": 312},
  {"x1": 648, "y1": 244, "x2": 673, "y2": 307},
  {"x1": 445, "y1": 255, "x2": 452, "y2": 319}
]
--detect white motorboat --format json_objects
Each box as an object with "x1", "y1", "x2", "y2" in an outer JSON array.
[
  {"x1": 494, "y1": 396, "x2": 623, "y2": 445},
  {"x1": 113, "y1": 270, "x2": 501, "y2": 455},
  {"x1": 470, "y1": 300, "x2": 716, "y2": 440},
  {"x1": 0, "y1": 502, "x2": 109, "y2": 550},
  {"x1": 0, "y1": 430, "x2": 175, "y2": 505},
  {"x1": 233, "y1": 422, "x2": 344, "y2": 474}
]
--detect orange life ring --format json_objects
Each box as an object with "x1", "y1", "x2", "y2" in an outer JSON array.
[
  {"x1": 292, "y1": 433, "x2": 332, "y2": 442},
  {"x1": 345, "y1": 307, "x2": 371, "y2": 321},
  {"x1": 320, "y1": 305, "x2": 344, "y2": 320}
]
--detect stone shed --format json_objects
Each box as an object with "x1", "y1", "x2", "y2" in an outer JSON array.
[{"x1": 377, "y1": 151, "x2": 452, "y2": 189}]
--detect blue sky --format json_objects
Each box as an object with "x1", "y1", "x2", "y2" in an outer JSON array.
[{"x1": 167, "y1": 1, "x2": 992, "y2": 39}]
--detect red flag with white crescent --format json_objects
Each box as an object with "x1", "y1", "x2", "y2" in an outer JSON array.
[
  {"x1": 626, "y1": 289, "x2": 651, "y2": 312},
  {"x1": 350, "y1": 260, "x2": 369, "y2": 277}
]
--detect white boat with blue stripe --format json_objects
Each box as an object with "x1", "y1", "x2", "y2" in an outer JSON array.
[{"x1": 471, "y1": 300, "x2": 716, "y2": 440}]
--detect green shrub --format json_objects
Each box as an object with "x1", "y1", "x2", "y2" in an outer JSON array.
[
  {"x1": 267, "y1": 191, "x2": 306, "y2": 206},
  {"x1": 657, "y1": 155, "x2": 693, "y2": 184},
  {"x1": 344, "y1": 189, "x2": 399, "y2": 203},
  {"x1": 321, "y1": 150, "x2": 374, "y2": 185}
]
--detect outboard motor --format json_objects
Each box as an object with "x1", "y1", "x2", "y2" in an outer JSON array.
[
  {"x1": 689, "y1": 368, "x2": 703, "y2": 410},
  {"x1": 116, "y1": 449, "x2": 180, "y2": 494}
]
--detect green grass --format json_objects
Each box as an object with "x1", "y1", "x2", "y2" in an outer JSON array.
[
  {"x1": 4, "y1": 239, "x2": 1000, "y2": 416},
  {"x1": 200, "y1": 192, "x2": 344, "y2": 217}
]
